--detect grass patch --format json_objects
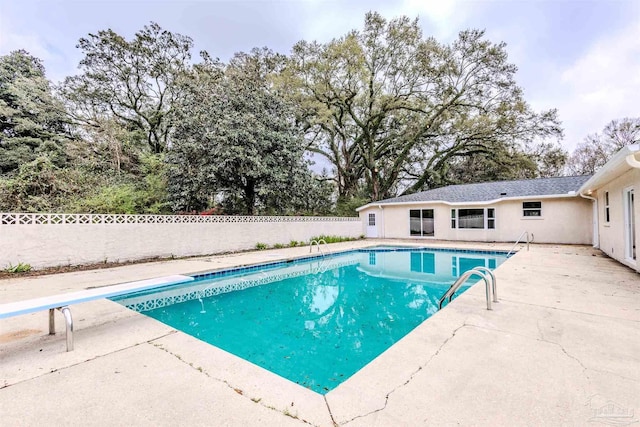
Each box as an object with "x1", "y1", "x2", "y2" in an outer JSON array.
[
  {"x1": 309, "y1": 235, "x2": 362, "y2": 244},
  {"x1": 4, "y1": 262, "x2": 32, "y2": 273}
]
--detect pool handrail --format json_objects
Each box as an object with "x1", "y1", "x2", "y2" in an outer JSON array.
[
  {"x1": 506, "y1": 231, "x2": 533, "y2": 257},
  {"x1": 0, "y1": 274, "x2": 194, "y2": 352},
  {"x1": 309, "y1": 238, "x2": 328, "y2": 256},
  {"x1": 438, "y1": 268, "x2": 495, "y2": 310},
  {"x1": 472, "y1": 266, "x2": 498, "y2": 302}
]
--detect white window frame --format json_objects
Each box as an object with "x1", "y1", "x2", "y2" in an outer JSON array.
[
  {"x1": 409, "y1": 209, "x2": 435, "y2": 237},
  {"x1": 604, "y1": 192, "x2": 610, "y2": 223},
  {"x1": 368, "y1": 213, "x2": 376, "y2": 226},
  {"x1": 522, "y1": 201, "x2": 542, "y2": 218},
  {"x1": 450, "y1": 208, "x2": 496, "y2": 230}
]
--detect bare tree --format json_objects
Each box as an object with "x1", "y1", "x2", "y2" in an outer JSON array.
[{"x1": 567, "y1": 117, "x2": 640, "y2": 175}]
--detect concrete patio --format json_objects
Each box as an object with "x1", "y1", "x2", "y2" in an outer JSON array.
[{"x1": 1, "y1": 241, "x2": 638, "y2": 426}]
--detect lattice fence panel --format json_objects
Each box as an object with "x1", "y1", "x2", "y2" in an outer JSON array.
[{"x1": 0, "y1": 213, "x2": 360, "y2": 225}]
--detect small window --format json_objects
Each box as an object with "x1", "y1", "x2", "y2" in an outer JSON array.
[
  {"x1": 369, "y1": 252, "x2": 376, "y2": 266},
  {"x1": 409, "y1": 209, "x2": 434, "y2": 236},
  {"x1": 604, "y1": 192, "x2": 610, "y2": 223},
  {"x1": 368, "y1": 213, "x2": 376, "y2": 226},
  {"x1": 451, "y1": 209, "x2": 457, "y2": 228},
  {"x1": 523, "y1": 201, "x2": 542, "y2": 217},
  {"x1": 487, "y1": 208, "x2": 495, "y2": 229}
]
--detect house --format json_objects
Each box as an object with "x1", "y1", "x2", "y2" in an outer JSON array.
[
  {"x1": 357, "y1": 175, "x2": 593, "y2": 244},
  {"x1": 578, "y1": 144, "x2": 639, "y2": 272},
  {"x1": 357, "y1": 144, "x2": 640, "y2": 273}
]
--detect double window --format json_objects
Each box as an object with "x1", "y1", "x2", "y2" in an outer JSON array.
[
  {"x1": 410, "y1": 209, "x2": 434, "y2": 236},
  {"x1": 450, "y1": 208, "x2": 495, "y2": 229},
  {"x1": 523, "y1": 201, "x2": 542, "y2": 217}
]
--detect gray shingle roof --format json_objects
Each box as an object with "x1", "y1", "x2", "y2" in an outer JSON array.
[{"x1": 373, "y1": 175, "x2": 592, "y2": 205}]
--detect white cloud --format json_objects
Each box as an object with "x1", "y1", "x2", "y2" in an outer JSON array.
[
  {"x1": 399, "y1": 0, "x2": 466, "y2": 39},
  {"x1": 556, "y1": 17, "x2": 640, "y2": 149},
  {"x1": 0, "y1": 11, "x2": 78, "y2": 83}
]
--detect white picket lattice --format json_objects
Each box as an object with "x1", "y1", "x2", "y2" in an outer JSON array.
[{"x1": 0, "y1": 213, "x2": 360, "y2": 226}]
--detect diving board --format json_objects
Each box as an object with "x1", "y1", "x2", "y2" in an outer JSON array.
[{"x1": 0, "y1": 274, "x2": 195, "y2": 351}]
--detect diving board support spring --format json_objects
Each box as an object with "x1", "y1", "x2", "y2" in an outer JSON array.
[{"x1": 48, "y1": 306, "x2": 74, "y2": 352}]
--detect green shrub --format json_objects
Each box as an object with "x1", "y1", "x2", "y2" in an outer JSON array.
[
  {"x1": 255, "y1": 242, "x2": 268, "y2": 250},
  {"x1": 310, "y1": 235, "x2": 358, "y2": 244},
  {"x1": 4, "y1": 262, "x2": 32, "y2": 273},
  {"x1": 289, "y1": 240, "x2": 299, "y2": 247},
  {"x1": 272, "y1": 243, "x2": 285, "y2": 249}
]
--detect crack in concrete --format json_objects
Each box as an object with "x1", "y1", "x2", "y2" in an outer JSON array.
[
  {"x1": 148, "y1": 341, "x2": 316, "y2": 426},
  {"x1": 465, "y1": 324, "x2": 640, "y2": 384},
  {"x1": 323, "y1": 395, "x2": 338, "y2": 427},
  {"x1": 0, "y1": 330, "x2": 178, "y2": 390},
  {"x1": 341, "y1": 323, "x2": 468, "y2": 426},
  {"x1": 499, "y1": 298, "x2": 640, "y2": 324}
]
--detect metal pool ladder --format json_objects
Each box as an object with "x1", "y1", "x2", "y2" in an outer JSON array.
[
  {"x1": 506, "y1": 230, "x2": 533, "y2": 257},
  {"x1": 438, "y1": 267, "x2": 498, "y2": 310},
  {"x1": 309, "y1": 238, "x2": 328, "y2": 256}
]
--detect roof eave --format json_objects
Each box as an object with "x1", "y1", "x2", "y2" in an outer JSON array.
[
  {"x1": 356, "y1": 193, "x2": 580, "y2": 211},
  {"x1": 578, "y1": 144, "x2": 640, "y2": 194}
]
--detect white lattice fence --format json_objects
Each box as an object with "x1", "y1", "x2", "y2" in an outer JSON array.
[
  {"x1": 0, "y1": 213, "x2": 359, "y2": 225},
  {"x1": 0, "y1": 213, "x2": 363, "y2": 269}
]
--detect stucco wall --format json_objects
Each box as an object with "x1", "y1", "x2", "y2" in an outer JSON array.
[
  {"x1": 593, "y1": 168, "x2": 640, "y2": 272},
  {"x1": 359, "y1": 197, "x2": 592, "y2": 244},
  {"x1": 0, "y1": 214, "x2": 361, "y2": 269}
]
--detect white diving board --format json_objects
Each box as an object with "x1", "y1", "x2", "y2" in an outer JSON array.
[{"x1": 0, "y1": 274, "x2": 195, "y2": 351}]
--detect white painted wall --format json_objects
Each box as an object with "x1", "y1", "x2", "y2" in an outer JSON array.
[
  {"x1": 358, "y1": 197, "x2": 592, "y2": 244},
  {"x1": 592, "y1": 168, "x2": 640, "y2": 273},
  {"x1": 0, "y1": 215, "x2": 361, "y2": 269}
]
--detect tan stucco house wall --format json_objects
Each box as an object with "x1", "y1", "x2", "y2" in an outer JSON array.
[
  {"x1": 580, "y1": 146, "x2": 640, "y2": 273},
  {"x1": 358, "y1": 197, "x2": 593, "y2": 244}
]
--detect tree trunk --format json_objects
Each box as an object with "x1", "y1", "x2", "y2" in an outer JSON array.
[{"x1": 244, "y1": 181, "x2": 256, "y2": 215}]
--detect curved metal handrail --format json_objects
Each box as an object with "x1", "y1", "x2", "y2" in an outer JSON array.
[
  {"x1": 438, "y1": 269, "x2": 493, "y2": 310},
  {"x1": 309, "y1": 239, "x2": 328, "y2": 256},
  {"x1": 472, "y1": 266, "x2": 498, "y2": 303},
  {"x1": 506, "y1": 231, "x2": 534, "y2": 257}
]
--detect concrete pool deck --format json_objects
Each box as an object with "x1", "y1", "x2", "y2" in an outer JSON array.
[{"x1": 1, "y1": 240, "x2": 638, "y2": 426}]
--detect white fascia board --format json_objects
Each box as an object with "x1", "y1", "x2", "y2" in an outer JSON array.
[
  {"x1": 579, "y1": 144, "x2": 640, "y2": 194},
  {"x1": 355, "y1": 193, "x2": 579, "y2": 211}
]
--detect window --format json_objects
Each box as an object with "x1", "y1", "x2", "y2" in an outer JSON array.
[
  {"x1": 410, "y1": 252, "x2": 435, "y2": 273},
  {"x1": 458, "y1": 209, "x2": 485, "y2": 229},
  {"x1": 523, "y1": 201, "x2": 542, "y2": 217},
  {"x1": 487, "y1": 208, "x2": 495, "y2": 229},
  {"x1": 410, "y1": 209, "x2": 434, "y2": 236},
  {"x1": 368, "y1": 252, "x2": 377, "y2": 266},
  {"x1": 450, "y1": 208, "x2": 496, "y2": 229},
  {"x1": 368, "y1": 213, "x2": 376, "y2": 226},
  {"x1": 604, "y1": 192, "x2": 610, "y2": 223}
]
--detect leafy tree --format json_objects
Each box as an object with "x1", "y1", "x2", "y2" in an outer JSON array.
[
  {"x1": 445, "y1": 141, "x2": 566, "y2": 184},
  {"x1": 567, "y1": 117, "x2": 640, "y2": 175},
  {"x1": 0, "y1": 50, "x2": 68, "y2": 176},
  {"x1": 60, "y1": 22, "x2": 195, "y2": 154},
  {"x1": 287, "y1": 12, "x2": 562, "y2": 201},
  {"x1": 168, "y1": 48, "x2": 331, "y2": 215}
]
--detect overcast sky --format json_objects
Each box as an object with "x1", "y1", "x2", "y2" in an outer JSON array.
[{"x1": 0, "y1": 0, "x2": 638, "y2": 153}]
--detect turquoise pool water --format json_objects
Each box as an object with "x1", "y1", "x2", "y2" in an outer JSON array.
[{"x1": 113, "y1": 247, "x2": 508, "y2": 394}]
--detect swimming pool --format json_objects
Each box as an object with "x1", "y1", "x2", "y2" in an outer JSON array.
[{"x1": 112, "y1": 247, "x2": 508, "y2": 394}]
